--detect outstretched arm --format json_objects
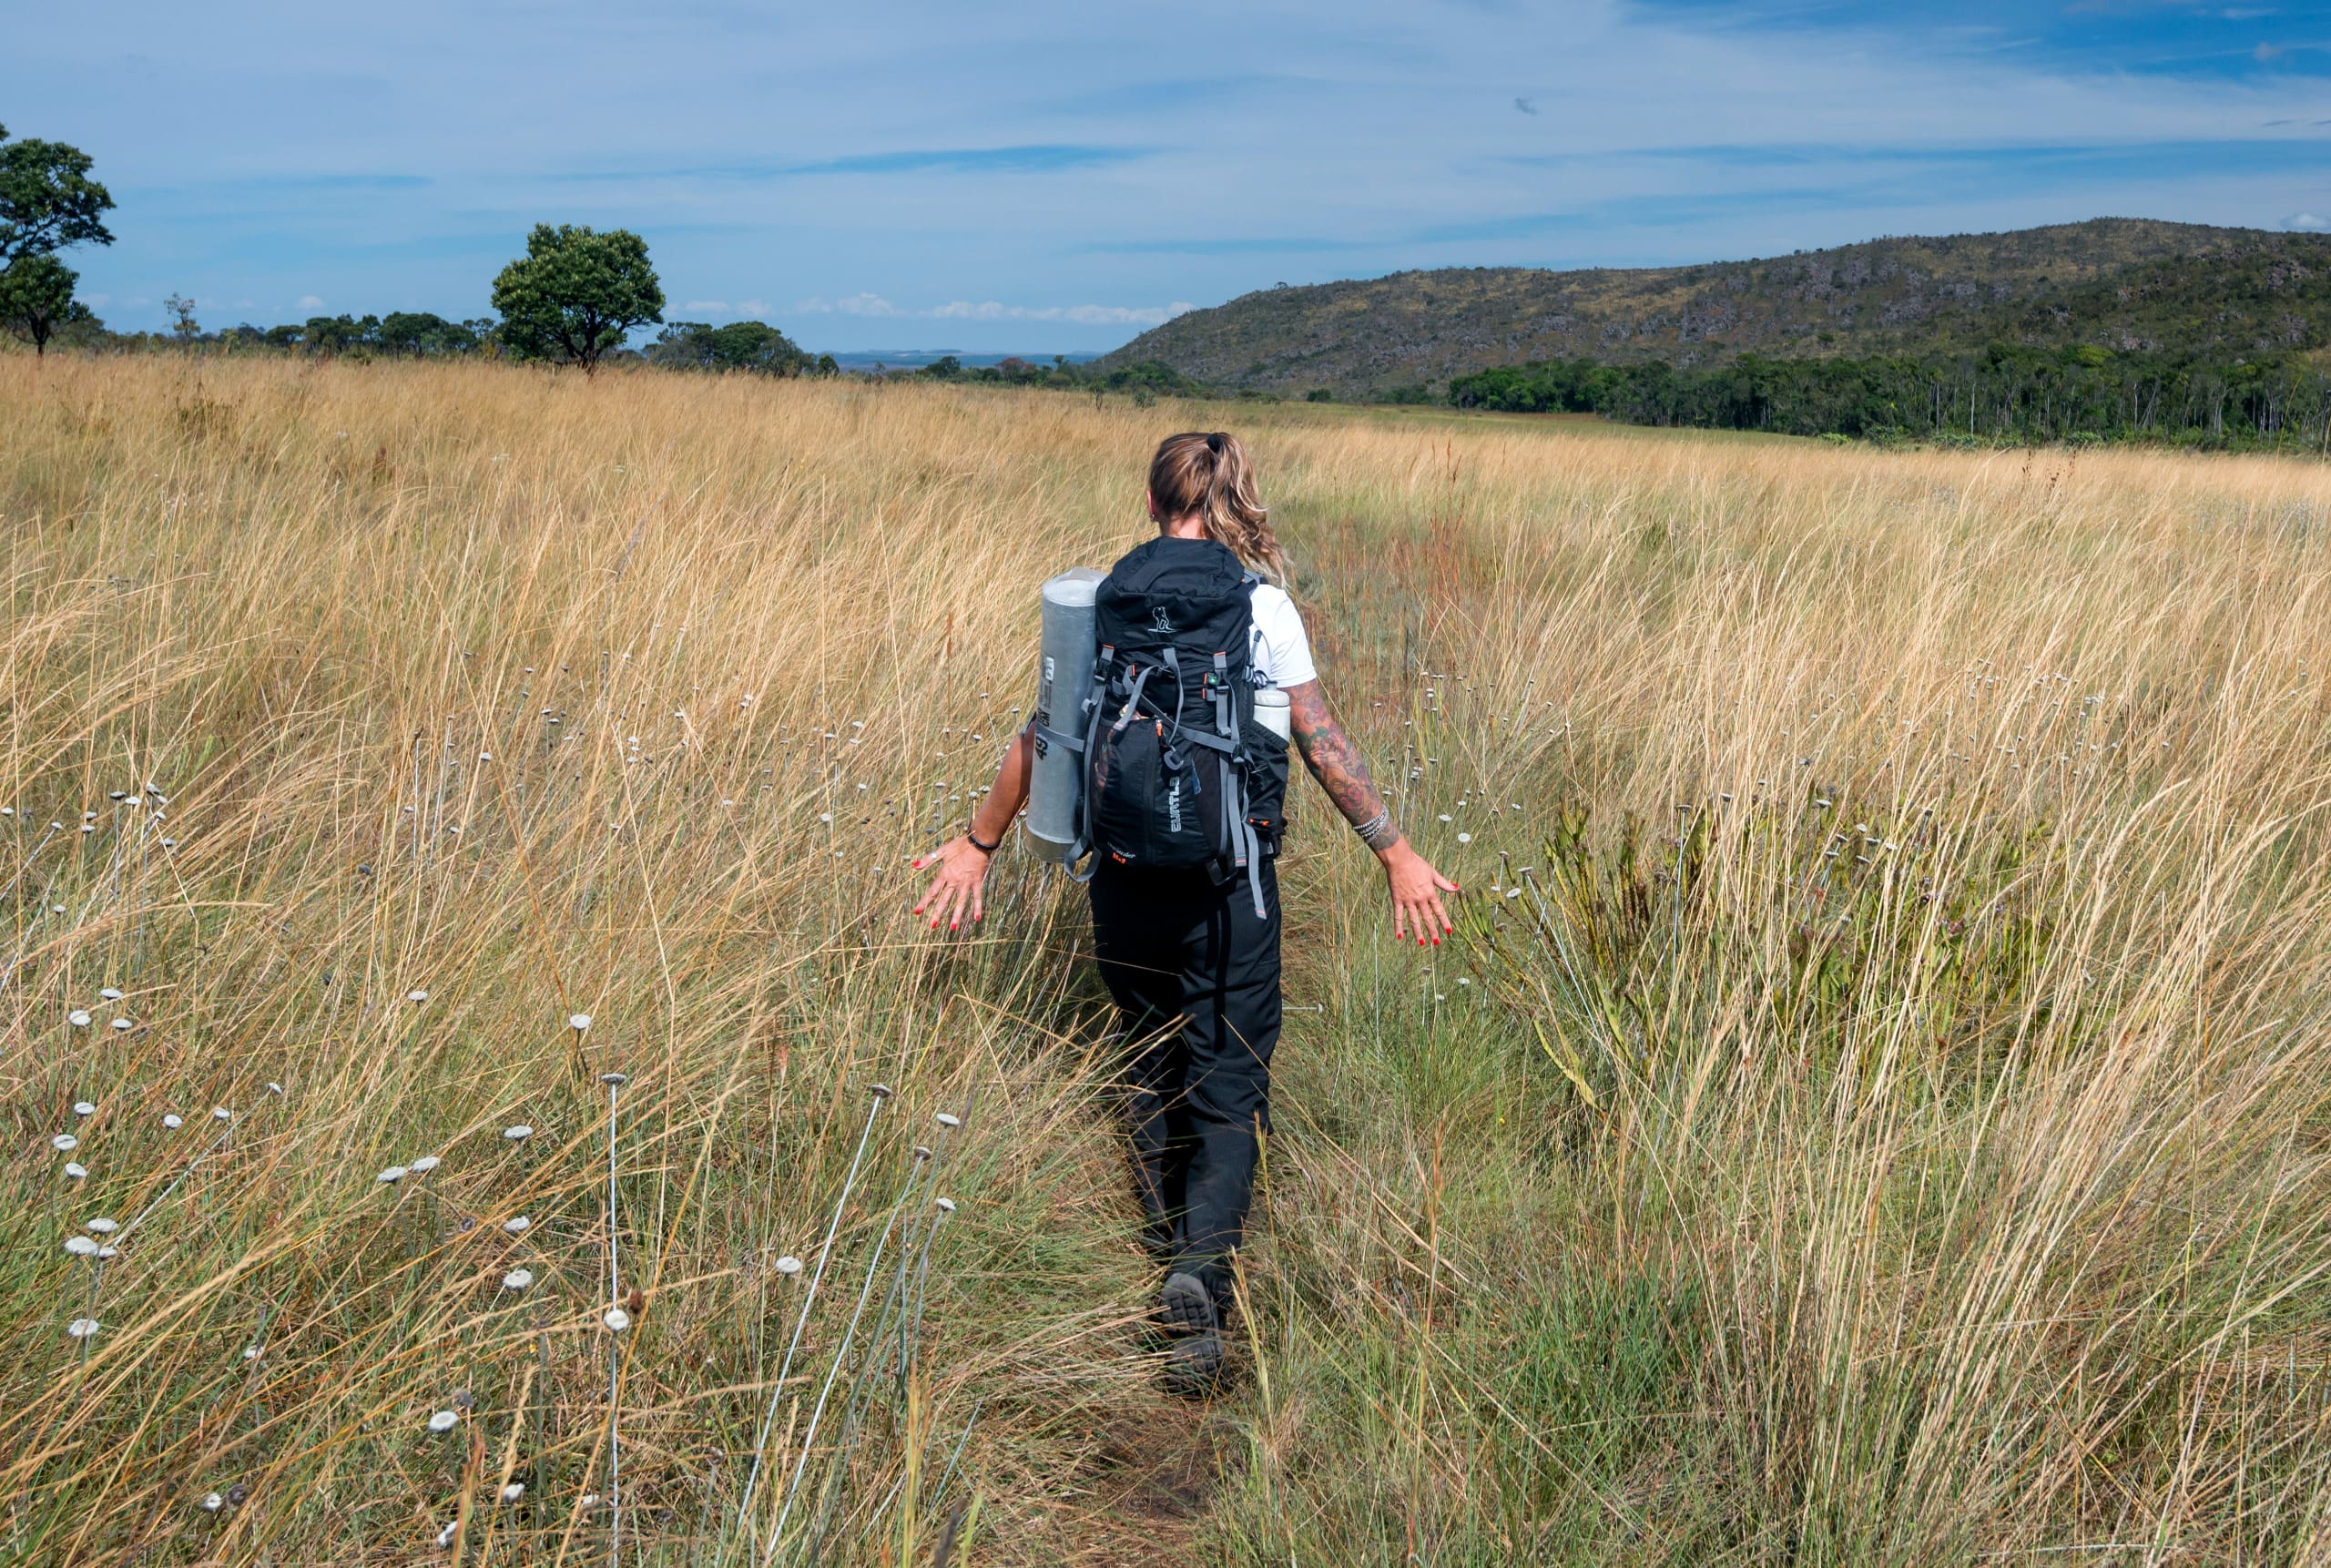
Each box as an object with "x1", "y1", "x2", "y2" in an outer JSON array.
[
  {"x1": 1283, "y1": 679, "x2": 1458, "y2": 945},
  {"x1": 912, "y1": 724, "x2": 1033, "y2": 931}
]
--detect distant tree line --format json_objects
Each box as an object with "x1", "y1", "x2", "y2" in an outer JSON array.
[
  {"x1": 1447, "y1": 344, "x2": 2331, "y2": 451},
  {"x1": 911, "y1": 354, "x2": 1210, "y2": 400}
]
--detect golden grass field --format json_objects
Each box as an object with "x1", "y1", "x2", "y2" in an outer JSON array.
[{"x1": 2, "y1": 352, "x2": 2329, "y2": 1564}]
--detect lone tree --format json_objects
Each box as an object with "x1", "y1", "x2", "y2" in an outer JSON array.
[
  {"x1": 0, "y1": 122, "x2": 116, "y2": 270},
  {"x1": 0, "y1": 253, "x2": 92, "y2": 356},
  {"x1": 490, "y1": 224, "x2": 663, "y2": 375}
]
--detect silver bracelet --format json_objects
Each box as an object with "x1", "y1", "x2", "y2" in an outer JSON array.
[{"x1": 1351, "y1": 808, "x2": 1399, "y2": 851}]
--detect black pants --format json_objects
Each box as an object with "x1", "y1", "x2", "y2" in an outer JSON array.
[{"x1": 1088, "y1": 857, "x2": 1282, "y2": 1300}]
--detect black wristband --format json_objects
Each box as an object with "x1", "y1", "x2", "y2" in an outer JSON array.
[{"x1": 965, "y1": 825, "x2": 1001, "y2": 853}]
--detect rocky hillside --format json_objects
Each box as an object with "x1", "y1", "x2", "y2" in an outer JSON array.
[{"x1": 1097, "y1": 219, "x2": 2331, "y2": 398}]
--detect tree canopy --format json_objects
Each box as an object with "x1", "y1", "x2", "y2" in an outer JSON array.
[
  {"x1": 0, "y1": 254, "x2": 92, "y2": 356},
  {"x1": 646, "y1": 320, "x2": 809, "y2": 374},
  {"x1": 0, "y1": 123, "x2": 116, "y2": 270},
  {"x1": 489, "y1": 224, "x2": 663, "y2": 374}
]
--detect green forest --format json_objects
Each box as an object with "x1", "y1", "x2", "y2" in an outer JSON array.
[{"x1": 1447, "y1": 344, "x2": 2331, "y2": 451}]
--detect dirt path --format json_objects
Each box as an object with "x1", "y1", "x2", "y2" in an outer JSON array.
[{"x1": 1064, "y1": 1400, "x2": 1237, "y2": 1565}]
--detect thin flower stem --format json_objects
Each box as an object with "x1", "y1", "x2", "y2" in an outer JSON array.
[
  {"x1": 606, "y1": 1074, "x2": 623, "y2": 1568},
  {"x1": 729, "y1": 1085, "x2": 887, "y2": 1562},
  {"x1": 119, "y1": 1114, "x2": 241, "y2": 1242},
  {"x1": 769, "y1": 1156, "x2": 916, "y2": 1559}
]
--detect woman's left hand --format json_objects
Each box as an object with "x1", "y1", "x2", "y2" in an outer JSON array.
[
  {"x1": 1379, "y1": 840, "x2": 1459, "y2": 945},
  {"x1": 911, "y1": 837, "x2": 992, "y2": 932}
]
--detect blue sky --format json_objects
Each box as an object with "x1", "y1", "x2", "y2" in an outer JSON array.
[{"x1": 12, "y1": 0, "x2": 2329, "y2": 352}]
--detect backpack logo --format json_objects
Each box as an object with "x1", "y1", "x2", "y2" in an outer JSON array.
[
  {"x1": 1167, "y1": 776, "x2": 1184, "y2": 834},
  {"x1": 1151, "y1": 606, "x2": 1174, "y2": 634}
]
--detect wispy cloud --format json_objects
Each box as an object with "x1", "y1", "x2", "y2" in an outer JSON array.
[
  {"x1": 788, "y1": 144, "x2": 1147, "y2": 176},
  {"x1": 925, "y1": 300, "x2": 1196, "y2": 325},
  {"x1": 547, "y1": 145, "x2": 1149, "y2": 183},
  {"x1": 795, "y1": 293, "x2": 902, "y2": 317},
  {"x1": 2287, "y1": 212, "x2": 2331, "y2": 231},
  {"x1": 25, "y1": 0, "x2": 2331, "y2": 346}
]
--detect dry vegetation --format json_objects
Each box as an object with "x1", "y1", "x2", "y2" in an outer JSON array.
[{"x1": 2, "y1": 354, "x2": 2329, "y2": 1564}]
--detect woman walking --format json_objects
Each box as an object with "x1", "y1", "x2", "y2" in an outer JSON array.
[{"x1": 913, "y1": 431, "x2": 1456, "y2": 1394}]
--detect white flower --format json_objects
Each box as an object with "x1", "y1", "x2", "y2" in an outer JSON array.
[
  {"x1": 502, "y1": 1269, "x2": 534, "y2": 1290},
  {"x1": 376, "y1": 1166, "x2": 408, "y2": 1185},
  {"x1": 503, "y1": 1216, "x2": 531, "y2": 1234},
  {"x1": 577, "y1": 1493, "x2": 601, "y2": 1511},
  {"x1": 99, "y1": 988, "x2": 122, "y2": 1001},
  {"x1": 436, "y1": 1522, "x2": 458, "y2": 1549},
  {"x1": 67, "y1": 1012, "x2": 90, "y2": 1027},
  {"x1": 598, "y1": 1072, "x2": 627, "y2": 1087},
  {"x1": 602, "y1": 1306, "x2": 631, "y2": 1332},
  {"x1": 86, "y1": 1217, "x2": 117, "y2": 1233},
  {"x1": 97, "y1": 1245, "x2": 117, "y2": 1258},
  {"x1": 164, "y1": 1114, "x2": 183, "y2": 1128},
  {"x1": 499, "y1": 1481, "x2": 524, "y2": 1503},
  {"x1": 66, "y1": 1318, "x2": 100, "y2": 1339},
  {"x1": 268, "y1": 1082, "x2": 284, "y2": 1095},
  {"x1": 934, "y1": 1196, "x2": 957, "y2": 1213},
  {"x1": 1437, "y1": 813, "x2": 1452, "y2": 822},
  {"x1": 775, "y1": 1255, "x2": 803, "y2": 1276},
  {"x1": 478, "y1": 752, "x2": 492, "y2": 762},
  {"x1": 428, "y1": 1410, "x2": 459, "y2": 1432},
  {"x1": 1457, "y1": 832, "x2": 1472, "y2": 844},
  {"x1": 934, "y1": 1112, "x2": 961, "y2": 1128},
  {"x1": 201, "y1": 1492, "x2": 224, "y2": 1512},
  {"x1": 406, "y1": 990, "x2": 429, "y2": 1004},
  {"x1": 568, "y1": 1013, "x2": 592, "y2": 1031},
  {"x1": 243, "y1": 1345, "x2": 261, "y2": 1360},
  {"x1": 503, "y1": 1125, "x2": 533, "y2": 1142},
  {"x1": 213, "y1": 1106, "x2": 233, "y2": 1121},
  {"x1": 64, "y1": 1162, "x2": 86, "y2": 1179},
  {"x1": 52, "y1": 1134, "x2": 76, "y2": 1152},
  {"x1": 111, "y1": 1018, "x2": 132, "y2": 1032},
  {"x1": 409, "y1": 1155, "x2": 440, "y2": 1174},
  {"x1": 65, "y1": 1236, "x2": 99, "y2": 1256}
]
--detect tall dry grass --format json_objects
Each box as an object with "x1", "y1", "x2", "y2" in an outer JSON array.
[{"x1": 1, "y1": 353, "x2": 2327, "y2": 1564}]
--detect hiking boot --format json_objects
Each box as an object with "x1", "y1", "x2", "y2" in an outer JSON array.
[{"x1": 1157, "y1": 1272, "x2": 1224, "y2": 1399}]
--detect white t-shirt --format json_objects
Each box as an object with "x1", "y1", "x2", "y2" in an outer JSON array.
[{"x1": 1248, "y1": 583, "x2": 1317, "y2": 689}]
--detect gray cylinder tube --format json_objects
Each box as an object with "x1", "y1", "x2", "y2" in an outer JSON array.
[{"x1": 1026, "y1": 567, "x2": 1106, "y2": 845}]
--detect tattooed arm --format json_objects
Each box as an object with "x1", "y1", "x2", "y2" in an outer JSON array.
[{"x1": 1283, "y1": 679, "x2": 1458, "y2": 945}]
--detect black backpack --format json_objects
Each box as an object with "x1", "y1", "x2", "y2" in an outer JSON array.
[{"x1": 1062, "y1": 537, "x2": 1289, "y2": 912}]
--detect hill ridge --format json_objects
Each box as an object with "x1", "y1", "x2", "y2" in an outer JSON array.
[{"x1": 1097, "y1": 219, "x2": 2331, "y2": 397}]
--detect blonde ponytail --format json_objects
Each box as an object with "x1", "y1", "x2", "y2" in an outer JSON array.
[{"x1": 1147, "y1": 431, "x2": 1288, "y2": 582}]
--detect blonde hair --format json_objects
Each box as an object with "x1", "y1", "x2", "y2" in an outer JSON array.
[{"x1": 1147, "y1": 431, "x2": 1288, "y2": 582}]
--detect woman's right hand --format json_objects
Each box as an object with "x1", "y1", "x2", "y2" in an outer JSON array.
[{"x1": 911, "y1": 837, "x2": 993, "y2": 932}]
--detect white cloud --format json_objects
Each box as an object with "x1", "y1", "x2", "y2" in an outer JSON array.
[
  {"x1": 2285, "y1": 212, "x2": 2331, "y2": 231},
  {"x1": 680, "y1": 299, "x2": 730, "y2": 311},
  {"x1": 297, "y1": 294, "x2": 324, "y2": 310},
  {"x1": 924, "y1": 300, "x2": 1196, "y2": 326},
  {"x1": 795, "y1": 292, "x2": 901, "y2": 317},
  {"x1": 738, "y1": 299, "x2": 771, "y2": 317}
]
